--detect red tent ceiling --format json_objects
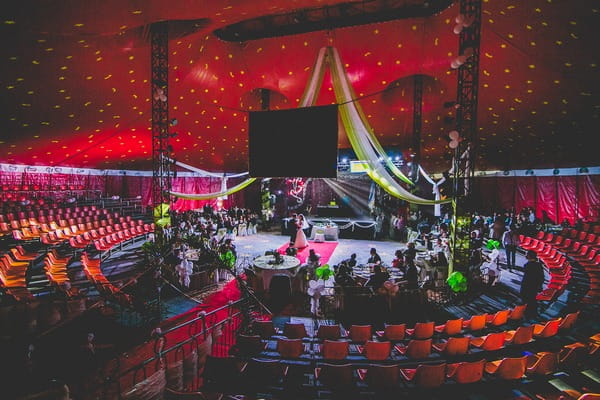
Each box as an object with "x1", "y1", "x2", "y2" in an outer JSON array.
[{"x1": 0, "y1": 0, "x2": 598, "y2": 173}]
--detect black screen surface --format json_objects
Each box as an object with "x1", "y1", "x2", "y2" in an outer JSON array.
[{"x1": 248, "y1": 105, "x2": 338, "y2": 178}]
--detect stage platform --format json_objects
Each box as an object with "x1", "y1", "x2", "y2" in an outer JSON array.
[{"x1": 281, "y1": 216, "x2": 377, "y2": 240}]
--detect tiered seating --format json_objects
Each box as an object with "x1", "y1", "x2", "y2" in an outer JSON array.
[
  {"x1": 241, "y1": 307, "x2": 575, "y2": 365},
  {"x1": 222, "y1": 309, "x2": 595, "y2": 397},
  {"x1": 519, "y1": 233, "x2": 573, "y2": 302},
  {"x1": 521, "y1": 227, "x2": 600, "y2": 304},
  {"x1": 0, "y1": 252, "x2": 33, "y2": 301},
  {"x1": 80, "y1": 252, "x2": 132, "y2": 306}
]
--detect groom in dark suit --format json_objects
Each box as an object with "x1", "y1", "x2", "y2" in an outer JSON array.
[{"x1": 289, "y1": 213, "x2": 298, "y2": 245}]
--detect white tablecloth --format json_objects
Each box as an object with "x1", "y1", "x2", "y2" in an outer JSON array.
[
  {"x1": 309, "y1": 225, "x2": 339, "y2": 241},
  {"x1": 253, "y1": 255, "x2": 301, "y2": 290}
]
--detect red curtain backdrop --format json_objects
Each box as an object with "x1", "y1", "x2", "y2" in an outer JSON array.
[
  {"x1": 2, "y1": 170, "x2": 598, "y2": 221},
  {"x1": 535, "y1": 177, "x2": 557, "y2": 223},
  {"x1": 473, "y1": 175, "x2": 600, "y2": 224}
]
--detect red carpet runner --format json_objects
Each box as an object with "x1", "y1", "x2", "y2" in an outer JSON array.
[{"x1": 277, "y1": 240, "x2": 338, "y2": 264}]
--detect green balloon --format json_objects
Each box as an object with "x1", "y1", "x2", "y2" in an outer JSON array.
[
  {"x1": 447, "y1": 271, "x2": 467, "y2": 293},
  {"x1": 486, "y1": 240, "x2": 500, "y2": 250},
  {"x1": 315, "y1": 264, "x2": 333, "y2": 281},
  {"x1": 220, "y1": 250, "x2": 236, "y2": 269}
]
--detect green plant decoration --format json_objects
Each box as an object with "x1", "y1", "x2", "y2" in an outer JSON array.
[{"x1": 447, "y1": 271, "x2": 468, "y2": 293}]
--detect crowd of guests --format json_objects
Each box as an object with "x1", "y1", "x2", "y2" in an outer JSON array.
[
  {"x1": 170, "y1": 204, "x2": 259, "y2": 242},
  {"x1": 166, "y1": 205, "x2": 259, "y2": 287}
]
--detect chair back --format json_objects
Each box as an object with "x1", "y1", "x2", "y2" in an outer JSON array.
[
  {"x1": 481, "y1": 332, "x2": 506, "y2": 351},
  {"x1": 283, "y1": 322, "x2": 307, "y2": 339},
  {"x1": 318, "y1": 363, "x2": 353, "y2": 388},
  {"x1": 509, "y1": 304, "x2": 526, "y2": 321},
  {"x1": 349, "y1": 325, "x2": 372, "y2": 342},
  {"x1": 366, "y1": 364, "x2": 399, "y2": 389},
  {"x1": 443, "y1": 337, "x2": 470, "y2": 356},
  {"x1": 527, "y1": 352, "x2": 559, "y2": 375},
  {"x1": 383, "y1": 324, "x2": 405, "y2": 341},
  {"x1": 558, "y1": 311, "x2": 580, "y2": 330},
  {"x1": 244, "y1": 358, "x2": 284, "y2": 386},
  {"x1": 316, "y1": 324, "x2": 341, "y2": 340},
  {"x1": 512, "y1": 325, "x2": 534, "y2": 345},
  {"x1": 536, "y1": 319, "x2": 561, "y2": 338},
  {"x1": 495, "y1": 356, "x2": 527, "y2": 379},
  {"x1": 363, "y1": 341, "x2": 391, "y2": 361},
  {"x1": 253, "y1": 320, "x2": 276, "y2": 339},
  {"x1": 236, "y1": 334, "x2": 263, "y2": 356},
  {"x1": 489, "y1": 310, "x2": 510, "y2": 326},
  {"x1": 443, "y1": 318, "x2": 463, "y2": 335},
  {"x1": 322, "y1": 340, "x2": 349, "y2": 360},
  {"x1": 406, "y1": 339, "x2": 432, "y2": 359},
  {"x1": 411, "y1": 321, "x2": 434, "y2": 339},
  {"x1": 449, "y1": 359, "x2": 485, "y2": 384},
  {"x1": 466, "y1": 314, "x2": 487, "y2": 331},
  {"x1": 277, "y1": 338, "x2": 303, "y2": 358},
  {"x1": 412, "y1": 363, "x2": 446, "y2": 388}
]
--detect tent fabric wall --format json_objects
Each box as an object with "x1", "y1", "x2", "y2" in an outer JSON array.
[{"x1": 474, "y1": 175, "x2": 599, "y2": 224}]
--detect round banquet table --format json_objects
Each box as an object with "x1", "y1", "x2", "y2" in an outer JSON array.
[{"x1": 253, "y1": 255, "x2": 301, "y2": 290}]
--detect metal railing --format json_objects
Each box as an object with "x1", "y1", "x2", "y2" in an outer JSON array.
[{"x1": 96, "y1": 297, "x2": 250, "y2": 399}]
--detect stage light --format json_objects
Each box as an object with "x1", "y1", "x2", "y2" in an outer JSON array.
[
  {"x1": 342, "y1": 157, "x2": 348, "y2": 163},
  {"x1": 503, "y1": 170, "x2": 510, "y2": 176},
  {"x1": 579, "y1": 167, "x2": 589, "y2": 173},
  {"x1": 553, "y1": 169, "x2": 560, "y2": 175},
  {"x1": 394, "y1": 156, "x2": 400, "y2": 161},
  {"x1": 525, "y1": 169, "x2": 534, "y2": 176}
]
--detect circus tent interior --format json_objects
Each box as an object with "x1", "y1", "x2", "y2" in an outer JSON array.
[{"x1": 0, "y1": 0, "x2": 599, "y2": 399}]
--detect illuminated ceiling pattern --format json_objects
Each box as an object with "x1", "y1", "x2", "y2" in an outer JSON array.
[{"x1": 0, "y1": 0, "x2": 598, "y2": 173}]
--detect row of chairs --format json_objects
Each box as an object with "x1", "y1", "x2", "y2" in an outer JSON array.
[
  {"x1": 531, "y1": 230, "x2": 600, "y2": 266},
  {"x1": 3, "y1": 214, "x2": 119, "y2": 240},
  {"x1": 80, "y1": 252, "x2": 132, "y2": 307},
  {"x1": 91, "y1": 223, "x2": 154, "y2": 253},
  {"x1": 213, "y1": 337, "x2": 598, "y2": 393},
  {"x1": 520, "y1": 235, "x2": 573, "y2": 302},
  {"x1": 0, "y1": 205, "x2": 105, "y2": 223},
  {"x1": 4, "y1": 210, "x2": 125, "y2": 232},
  {"x1": 252, "y1": 305, "x2": 556, "y2": 344},
  {"x1": 524, "y1": 230, "x2": 600, "y2": 304},
  {"x1": 239, "y1": 317, "x2": 572, "y2": 361}
]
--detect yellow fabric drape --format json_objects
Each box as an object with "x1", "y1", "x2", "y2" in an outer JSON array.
[{"x1": 170, "y1": 178, "x2": 257, "y2": 200}]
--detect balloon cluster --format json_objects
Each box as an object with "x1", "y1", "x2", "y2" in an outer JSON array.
[
  {"x1": 448, "y1": 130, "x2": 463, "y2": 149},
  {"x1": 452, "y1": 13, "x2": 474, "y2": 34},
  {"x1": 153, "y1": 87, "x2": 167, "y2": 102},
  {"x1": 450, "y1": 13, "x2": 475, "y2": 69}
]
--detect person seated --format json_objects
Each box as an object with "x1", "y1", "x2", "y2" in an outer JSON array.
[
  {"x1": 405, "y1": 259, "x2": 419, "y2": 290},
  {"x1": 344, "y1": 253, "x2": 358, "y2": 269},
  {"x1": 432, "y1": 238, "x2": 446, "y2": 255},
  {"x1": 366, "y1": 264, "x2": 390, "y2": 290},
  {"x1": 307, "y1": 249, "x2": 321, "y2": 268},
  {"x1": 367, "y1": 247, "x2": 382, "y2": 265},
  {"x1": 404, "y1": 242, "x2": 417, "y2": 262},
  {"x1": 391, "y1": 249, "x2": 405, "y2": 273},
  {"x1": 219, "y1": 238, "x2": 237, "y2": 259},
  {"x1": 335, "y1": 268, "x2": 355, "y2": 287},
  {"x1": 337, "y1": 260, "x2": 353, "y2": 276}
]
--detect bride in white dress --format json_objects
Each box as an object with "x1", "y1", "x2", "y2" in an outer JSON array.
[{"x1": 293, "y1": 214, "x2": 309, "y2": 249}]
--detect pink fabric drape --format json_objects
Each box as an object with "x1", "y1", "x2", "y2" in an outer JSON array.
[
  {"x1": 557, "y1": 177, "x2": 577, "y2": 225},
  {"x1": 535, "y1": 177, "x2": 557, "y2": 223},
  {"x1": 515, "y1": 177, "x2": 536, "y2": 215}
]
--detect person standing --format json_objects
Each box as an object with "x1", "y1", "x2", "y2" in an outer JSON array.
[
  {"x1": 288, "y1": 213, "x2": 298, "y2": 246},
  {"x1": 520, "y1": 250, "x2": 545, "y2": 320},
  {"x1": 502, "y1": 227, "x2": 518, "y2": 271},
  {"x1": 292, "y1": 214, "x2": 309, "y2": 249}
]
